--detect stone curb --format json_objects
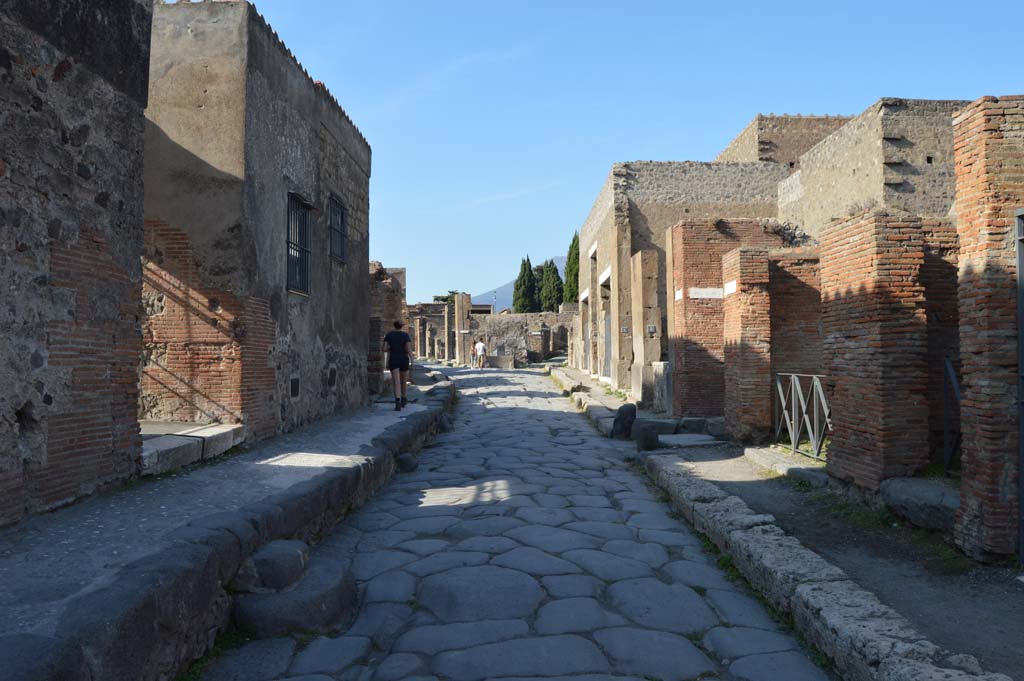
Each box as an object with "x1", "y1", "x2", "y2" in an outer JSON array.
[
  {"x1": 550, "y1": 369, "x2": 618, "y2": 436},
  {"x1": 743, "y1": 445, "x2": 829, "y2": 488},
  {"x1": 644, "y1": 454, "x2": 1011, "y2": 681},
  {"x1": 4, "y1": 378, "x2": 457, "y2": 681}
]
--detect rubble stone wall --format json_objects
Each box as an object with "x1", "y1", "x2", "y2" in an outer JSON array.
[
  {"x1": 953, "y1": 95, "x2": 1024, "y2": 559},
  {"x1": 0, "y1": 1, "x2": 152, "y2": 525},
  {"x1": 716, "y1": 115, "x2": 851, "y2": 170}
]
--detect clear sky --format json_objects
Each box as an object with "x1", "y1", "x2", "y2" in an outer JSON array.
[{"x1": 253, "y1": 0, "x2": 1024, "y2": 304}]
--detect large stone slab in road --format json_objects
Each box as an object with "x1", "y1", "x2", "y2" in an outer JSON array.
[
  {"x1": 417, "y1": 565, "x2": 544, "y2": 622},
  {"x1": 433, "y1": 635, "x2": 607, "y2": 680}
]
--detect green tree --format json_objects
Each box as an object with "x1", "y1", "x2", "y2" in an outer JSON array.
[
  {"x1": 513, "y1": 256, "x2": 538, "y2": 313},
  {"x1": 532, "y1": 263, "x2": 545, "y2": 311},
  {"x1": 432, "y1": 290, "x2": 458, "y2": 305},
  {"x1": 563, "y1": 232, "x2": 580, "y2": 304},
  {"x1": 539, "y1": 260, "x2": 564, "y2": 312}
]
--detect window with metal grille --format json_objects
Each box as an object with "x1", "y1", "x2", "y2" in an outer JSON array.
[
  {"x1": 329, "y1": 195, "x2": 347, "y2": 262},
  {"x1": 287, "y1": 193, "x2": 311, "y2": 294}
]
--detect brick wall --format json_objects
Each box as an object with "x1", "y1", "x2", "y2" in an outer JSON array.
[
  {"x1": 668, "y1": 219, "x2": 783, "y2": 417},
  {"x1": 723, "y1": 248, "x2": 772, "y2": 441},
  {"x1": 953, "y1": 95, "x2": 1024, "y2": 559},
  {"x1": 0, "y1": 4, "x2": 151, "y2": 525},
  {"x1": 141, "y1": 220, "x2": 278, "y2": 440},
  {"x1": 820, "y1": 210, "x2": 929, "y2": 489},
  {"x1": 768, "y1": 250, "x2": 822, "y2": 377}
]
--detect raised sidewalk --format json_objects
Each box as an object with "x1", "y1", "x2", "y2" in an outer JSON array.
[{"x1": 1, "y1": 370, "x2": 455, "y2": 681}]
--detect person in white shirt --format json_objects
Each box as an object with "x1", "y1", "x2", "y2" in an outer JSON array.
[{"x1": 474, "y1": 338, "x2": 487, "y2": 369}]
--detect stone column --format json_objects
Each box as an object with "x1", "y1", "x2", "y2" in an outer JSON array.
[
  {"x1": 953, "y1": 96, "x2": 1024, "y2": 559},
  {"x1": 722, "y1": 248, "x2": 772, "y2": 443},
  {"x1": 820, "y1": 209, "x2": 928, "y2": 489}
]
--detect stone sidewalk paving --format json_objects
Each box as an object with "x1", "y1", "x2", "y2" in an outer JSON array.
[
  {"x1": 0, "y1": 378, "x2": 450, "y2": 655},
  {"x1": 202, "y1": 369, "x2": 831, "y2": 681}
]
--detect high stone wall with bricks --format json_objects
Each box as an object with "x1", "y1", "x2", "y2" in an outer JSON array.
[
  {"x1": 0, "y1": 1, "x2": 153, "y2": 525},
  {"x1": 716, "y1": 115, "x2": 851, "y2": 171},
  {"x1": 368, "y1": 263, "x2": 406, "y2": 395},
  {"x1": 820, "y1": 210, "x2": 930, "y2": 489},
  {"x1": 779, "y1": 99, "x2": 968, "y2": 238},
  {"x1": 768, "y1": 249, "x2": 823, "y2": 378},
  {"x1": 143, "y1": 1, "x2": 371, "y2": 442},
  {"x1": 668, "y1": 219, "x2": 783, "y2": 418},
  {"x1": 953, "y1": 95, "x2": 1024, "y2": 559}
]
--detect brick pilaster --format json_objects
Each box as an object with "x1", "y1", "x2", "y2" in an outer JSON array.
[{"x1": 723, "y1": 248, "x2": 772, "y2": 442}]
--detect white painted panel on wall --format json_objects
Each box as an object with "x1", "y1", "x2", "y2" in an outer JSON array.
[
  {"x1": 674, "y1": 289, "x2": 683, "y2": 301},
  {"x1": 689, "y1": 287, "x2": 724, "y2": 299},
  {"x1": 724, "y1": 280, "x2": 737, "y2": 296}
]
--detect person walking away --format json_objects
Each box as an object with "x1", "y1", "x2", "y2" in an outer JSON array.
[
  {"x1": 383, "y1": 321, "x2": 413, "y2": 410},
  {"x1": 475, "y1": 337, "x2": 487, "y2": 369}
]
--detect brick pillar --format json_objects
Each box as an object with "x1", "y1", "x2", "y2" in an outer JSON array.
[
  {"x1": 723, "y1": 248, "x2": 772, "y2": 442},
  {"x1": 368, "y1": 317, "x2": 383, "y2": 394},
  {"x1": 820, "y1": 210, "x2": 929, "y2": 489},
  {"x1": 953, "y1": 95, "x2": 1024, "y2": 559}
]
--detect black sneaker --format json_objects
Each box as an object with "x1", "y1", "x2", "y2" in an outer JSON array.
[
  {"x1": 394, "y1": 401, "x2": 402, "y2": 411},
  {"x1": 401, "y1": 397, "x2": 408, "y2": 408}
]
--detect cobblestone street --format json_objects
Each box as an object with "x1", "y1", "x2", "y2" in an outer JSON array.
[{"x1": 203, "y1": 368, "x2": 829, "y2": 681}]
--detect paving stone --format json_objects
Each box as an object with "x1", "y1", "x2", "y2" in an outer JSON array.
[
  {"x1": 514, "y1": 507, "x2": 575, "y2": 526},
  {"x1": 352, "y1": 550, "x2": 418, "y2": 581},
  {"x1": 393, "y1": 619, "x2": 529, "y2": 655},
  {"x1": 593, "y1": 627, "x2": 716, "y2": 681},
  {"x1": 532, "y1": 493, "x2": 570, "y2": 508},
  {"x1": 602, "y1": 540, "x2": 669, "y2": 567},
  {"x1": 391, "y1": 504, "x2": 463, "y2": 519},
  {"x1": 626, "y1": 512, "x2": 680, "y2": 530},
  {"x1": 569, "y1": 508, "x2": 628, "y2": 523},
  {"x1": 568, "y1": 495, "x2": 613, "y2": 508},
  {"x1": 417, "y1": 565, "x2": 544, "y2": 622},
  {"x1": 354, "y1": 513, "x2": 401, "y2": 532},
  {"x1": 702, "y1": 626, "x2": 798, "y2": 659},
  {"x1": 390, "y1": 516, "x2": 460, "y2": 534},
  {"x1": 278, "y1": 676, "x2": 335, "y2": 681},
  {"x1": 637, "y1": 528, "x2": 702, "y2": 547},
  {"x1": 357, "y1": 530, "x2": 418, "y2": 552},
  {"x1": 561, "y1": 549, "x2": 653, "y2": 581},
  {"x1": 363, "y1": 570, "x2": 416, "y2": 603},
  {"x1": 445, "y1": 516, "x2": 526, "y2": 538},
  {"x1": 607, "y1": 578, "x2": 719, "y2": 633},
  {"x1": 563, "y1": 521, "x2": 635, "y2": 540},
  {"x1": 534, "y1": 597, "x2": 627, "y2": 634},
  {"x1": 346, "y1": 603, "x2": 412, "y2": 648},
  {"x1": 663, "y1": 559, "x2": 740, "y2": 591},
  {"x1": 702, "y1": 588, "x2": 780, "y2": 630},
  {"x1": 729, "y1": 651, "x2": 830, "y2": 681},
  {"x1": 618, "y1": 498, "x2": 670, "y2": 514},
  {"x1": 396, "y1": 539, "x2": 451, "y2": 556},
  {"x1": 452, "y1": 536, "x2": 521, "y2": 553},
  {"x1": 404, "y1": 551, "x2": 490, "y2": 577},
  {"x1": 491, "y1": 546, "x2": 582, "y2": 576},
  {"x1": 541, "y1": 574, "x2": 604, "y2": 598},
  {"x1": 372, "y1": 653, "x2": 427, "y2": 680},
  {"x1": 504, "y1": 525, "x2": 603, "y2": 553},
  {"x1": 289, "y1": 636, "x2": 371, "y2": 676},
  {"x1": 433, "y1": 635, "x2": 607, "y2": 680},
  {"x1": 202, "y1": 638, "x2": 296, "y2": 681}
]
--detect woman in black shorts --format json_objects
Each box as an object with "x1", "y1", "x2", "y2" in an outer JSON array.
[{"x1": 383, "y1": 321, "x2": 413, "y2": 410}]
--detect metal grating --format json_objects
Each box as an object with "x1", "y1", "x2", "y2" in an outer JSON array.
[
  {"x1": 287, "y1": 194, "x2": 311, "y2": 293},
  {"x1": 329, "y1": 195, "x2": 347, "y2": 262}
]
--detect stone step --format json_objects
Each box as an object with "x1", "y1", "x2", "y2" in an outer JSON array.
[
  {"x1": 233, "y1": 541, "x2": 357, "y2": 638},
  {"x1": 232, "y1": 540, "x2": 310, "y2": 593}
]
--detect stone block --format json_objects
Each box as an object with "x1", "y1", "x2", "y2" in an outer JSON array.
[{"x1": 879, "y1": 477, "x2": 959, "y2": 532}]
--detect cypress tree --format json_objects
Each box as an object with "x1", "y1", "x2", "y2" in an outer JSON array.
[
  {"x1": 513, "y1": 256, "x2": 538, "y2": 313},
  {"x1": 532, "y1": 263, "x2": 544, "y2": 312},
  {"x1": 563, "y1": 232, "x2": 580, "y2": 304},
  {"x1": 539, "y1": 260, "x2": 564, "y2": 312}
]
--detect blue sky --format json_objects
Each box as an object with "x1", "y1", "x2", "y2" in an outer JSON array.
[{"x1": 254, "y1": 0, "x2": 1024, "y2": 304}]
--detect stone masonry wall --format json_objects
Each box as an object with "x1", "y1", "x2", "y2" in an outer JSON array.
[
  {"x1": 820, "y1": 210, "x2": 930, "y2": 490},
  {"x1": 472, "y1": 312, "x2": 574, "y2": 366},
  {"x1": 369, "y1": 262, "x2": 406, "y2": 394},
  {"x1": 716, "y1": 115, "x2": 851, "y2": 170},
  {"x1": 668, "y1": 219, "x2": 783, "y2": 417},
  {"x1": 723, "y1": 248, "x2": 772, "y2": 442},
  {"x1": 779, "y1": 99, "x2": 968, "y2": 238},
  {"x1": 0, "y1": 2, "x2": 152, "y2": 525},
  {"x1": 953, "y1": 95, "x2": 1024, "y2": 559}
]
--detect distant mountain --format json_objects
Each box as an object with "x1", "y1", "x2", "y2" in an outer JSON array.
[{"x1": 473, "y1": 256, "x2": 567, "y2": 312}]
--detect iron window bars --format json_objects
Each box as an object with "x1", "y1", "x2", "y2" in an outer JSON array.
[
  {"x1": 329, "y1": 195, "x2": 347, "y2": 262},
  {"x1": 287, "y1": 193, "x2": 311, "y2": 294}
]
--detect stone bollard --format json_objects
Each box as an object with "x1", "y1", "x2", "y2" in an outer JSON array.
[{"x1": 610, "y1": 404, "x2": 637, "y2": 440}]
